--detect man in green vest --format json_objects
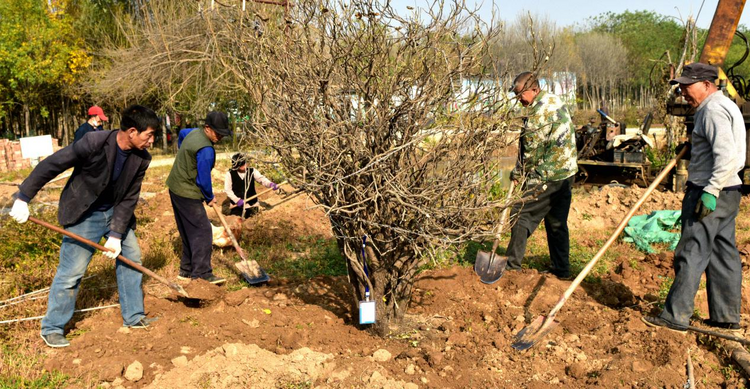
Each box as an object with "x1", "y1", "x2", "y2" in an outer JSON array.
[{"x1": 166, "y1": 111, "x2": 231, "y2": 284}]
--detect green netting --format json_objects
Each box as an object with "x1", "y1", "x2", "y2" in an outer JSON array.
[{"x1": 622, "y1": 210, "x2": 682, "y2": 253}]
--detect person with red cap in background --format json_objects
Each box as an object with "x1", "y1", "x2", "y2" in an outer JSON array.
[{"x1": 73, "y1": 106, "x2": 109, "y2": 143}]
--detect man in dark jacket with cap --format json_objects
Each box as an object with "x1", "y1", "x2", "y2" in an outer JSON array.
[
  {"x1": 643, "y1": 63, "x2": 746, "y2": 333},
  {"x1": 166, "y1": 111, "x2": 231, "y2": 284},
  {"x1": 9, "y1": 105, "x2": 160, "y2": 348}
]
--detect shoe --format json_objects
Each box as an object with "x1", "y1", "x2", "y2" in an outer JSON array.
[
  {"x1": 702, "y1": 319, "x2": 742, "y2": 332},
  {"x1": 41, "y1": 333, "x2": 70, "y2": 348},
  {"x1": 125, "y1": 317, "x2": 159, "y2": 329},
  {"x1": 177, "y1": 270, "x2": 190, "y2": 281},
  {"x1": 201, "y1": 275, "x2": 226, "y2": 285},
  {"x1": 641, "y1": 315, "x2": 687, "y2": 334}
]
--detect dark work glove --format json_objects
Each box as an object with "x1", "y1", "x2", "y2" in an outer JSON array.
[
  {"x1": 675, "y1": 142, "x2": 691, "y2": 160},
  {"x1": 694, "y1": 192, "x2": 716, "y2": 221}
]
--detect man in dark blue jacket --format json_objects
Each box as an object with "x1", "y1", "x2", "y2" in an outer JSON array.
[
  {"x1": 73, "y1": 105, "x2": 108, "y2": 143},
  {"x1": 10, "y1": 105, "x2": 160, "y2": 348}
]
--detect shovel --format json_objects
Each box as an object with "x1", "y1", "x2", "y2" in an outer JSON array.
[
  {"x1": 475, "y1": 181, "x2": 516, "y2": 284},
  {"x1": 28, "y1": 216, "x2": 190, "y2": 298},
  {"x1": 211, "y1": 204, "x2": 270, "y2": 284},
  {"x1": 237, "y1": 180, "x2": 288, "y2": 221},
  {"x1": 512, "y1": 148, "x2": 687, "y2": 351}
]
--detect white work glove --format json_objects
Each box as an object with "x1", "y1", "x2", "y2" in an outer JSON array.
[
  {"x1": 103, "y1": 237, "x2": 122, "y2": 259},
  {"x1": 9, "y1": 199, "x2": 29, "y2": 223}
]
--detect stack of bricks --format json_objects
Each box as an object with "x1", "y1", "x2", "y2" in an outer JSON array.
[
  {"x1": 0, "y1": 139, "x2": 29, "y2": 173},
  {"x1": 0, "y1": 138, "x2": 63, "y2": 173}
]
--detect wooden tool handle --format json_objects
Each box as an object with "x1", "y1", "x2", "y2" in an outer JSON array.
[
  {"x1": 490, "y1": 180, "x2": 516, "y2": 253},
  {"x1": 28, "y1": 216, "x2": 175, "y2": 288},
  {"x1": 211, "y1": 204, "x2": 261, "y2": 277},
  {"x1": 547, "y1": 147, "x2": 687, "y2": 318},
  {"x1": 242, "y1": 180, "x2": 288, "y2": 203}
]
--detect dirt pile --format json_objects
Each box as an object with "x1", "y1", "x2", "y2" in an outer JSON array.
[
  {"x1": 146, "y1": 344, "x2": 334, "y2": 388},
  {"x1": 570, "y1": 185, "x2": 683, "y2": 230},
  {"x1": 42, "y1": 267, "x2": 747, "y2": 388}
]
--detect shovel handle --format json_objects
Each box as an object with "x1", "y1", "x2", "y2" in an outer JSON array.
[
  {"x1": 211, "y1": 204, "x2": 247, "y2": 261},
  {"x1": 211, "y1": 204, "x2": 263, "y2": 278},
  {"x1": 490, "y1": 180, "x2": 516, "y2": 253},
  {"x1": 546, "y1": 148, "x2": 688, "y2": 319},
  {"x1": 27, "y1": 216, "x2": 185, "y2": 296},
  {"x1": 241, "y1": 180, "x2": 288, "y2": 203}
]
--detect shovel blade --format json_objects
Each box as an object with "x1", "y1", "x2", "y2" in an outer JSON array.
[
  {"x1": 511, "y1": 315, "x2": 558, "y2": 351},
  {"x1": 170, "y1": 282, "x2": 190, "y2": 298},
  {"x1": 474, "y1": 250, "x2": 509, "y2": 284},
  {"x1": 235, "y1": 261, "x2": 271, "y2": 285}
]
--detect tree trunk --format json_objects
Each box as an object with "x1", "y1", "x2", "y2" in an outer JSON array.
[
  {"x1": 62, "y1": 99, "x2": 70, "y2": 146},
  {"x1": 337, "y1": 229, "x2": 416, "y2": 336},
  {"x1": 161, "y1": 117, "x2": 168, "y2": 150},
  {"x1": 23, "y1": 104, "x2": 30, "y2": 137}
]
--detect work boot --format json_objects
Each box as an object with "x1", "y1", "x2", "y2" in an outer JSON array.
[
  {"x1": 41, "y1": 333, "x2": 70, "y2": 348},
  {"x1": 702, "y1": 319, "x2": 742, "y2": 333},
  {"x1": 201, "y1": 275, "x2": 226, "y2": 285},
  {"x1": 125, "y1": 317, "x2": 159, "y2": 329},
  {"x1": 177, "y1": 270, "x2": 190, "y2": 281},
  {"x1": 641, "y1": 315, "x2": 687, "y2": 334}
]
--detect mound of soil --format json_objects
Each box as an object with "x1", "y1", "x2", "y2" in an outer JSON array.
[
  {"x1": 569, "y1": 185, "x2": 683, "y2": 230},
  {"x1": 43, "y1": 267, "x2": 745, "y2": 388}
]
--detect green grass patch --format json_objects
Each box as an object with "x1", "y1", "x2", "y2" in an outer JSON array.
[
  {"x1": 0, "y1": 166, "x2": 33, "y2": 183},
  {"x1": 0, "y1": 344, "x2": 70, "y2": 388},
  {"x1": 245, "y1": 236, "x2": 347, "y2": 282},
  {"x1": 0, "y1": 211, "x2": 61, "y2": 298}
]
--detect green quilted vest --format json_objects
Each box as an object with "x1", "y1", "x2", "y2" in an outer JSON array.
[{"x1": 166, "y1": 129, "x2": 214, "y2": 199}]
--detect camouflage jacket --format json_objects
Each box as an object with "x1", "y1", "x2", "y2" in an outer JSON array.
[{"x1": 512, "y1": 90, "x2": 578, "y2": 186}]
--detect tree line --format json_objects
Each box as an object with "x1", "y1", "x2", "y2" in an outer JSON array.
[{"x1": 1, "y1": 0, "x2": 748, "y2": 142}]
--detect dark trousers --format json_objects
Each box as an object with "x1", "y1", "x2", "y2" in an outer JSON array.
[
  {"x1": 221, "y1": 198, "x2": 259, "y2": 219},
  {"x1": 505, "y1": 176, "x2": 573, "y2": 277},
  {"x1": 169, "y1": 190, "x2": 214, "y2": 278},
  {"x1": 660, "y1": 187, "x2": 742, "y2": 327}
]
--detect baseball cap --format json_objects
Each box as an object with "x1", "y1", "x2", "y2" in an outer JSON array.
[
  {"x1": 204, "y1": 111, "x2": 232, "y2": 136},
  {"x1": 669, "y1": 63, "x2": 719, "y2": 85},
  {"x1": 231, "y1": 153, "x2": 248, "y2": 170},
  {"x1": 87, "y1": 106, "x2": 109, "y2": 121}
]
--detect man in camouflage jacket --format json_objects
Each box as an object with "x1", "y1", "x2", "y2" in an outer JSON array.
[{"x1": 505, "y1": 72, "x2": 578, "y2": 278}]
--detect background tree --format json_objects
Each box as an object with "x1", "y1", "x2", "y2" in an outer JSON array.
[{"x1": 0, "y1": 0, "x2": 90, "y2": 138}]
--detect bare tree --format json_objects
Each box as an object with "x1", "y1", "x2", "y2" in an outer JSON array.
[
  {"x1": 574, "y1": 32, "x2": 629, "y2": 110},
  {"x1": 232, "y1": 0, "x2": 530, "y2": 334},
  {"x1": 92, "y1": 0, "x2": 540, "y2": 334}
]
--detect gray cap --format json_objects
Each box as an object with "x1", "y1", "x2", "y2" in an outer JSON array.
[{"x1": 669, "y1": 63, "x2": 718, "y2": 85}]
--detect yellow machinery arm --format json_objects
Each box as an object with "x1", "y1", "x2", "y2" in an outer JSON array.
[
  {"x1": 701, "y1": 0, "x2": 747, "y2": 103},
  {"x1": 701, "y1": 0, "x2": 746, "y2": 67}
]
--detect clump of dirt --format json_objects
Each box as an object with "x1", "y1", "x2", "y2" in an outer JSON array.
[{"x1": 182, "y1": 279, "x2": 225, "y2": 301}]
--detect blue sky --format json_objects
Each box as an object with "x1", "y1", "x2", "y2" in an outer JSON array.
[{"x1": 388, "y1": 0, "x2": 749, "y2": 29}]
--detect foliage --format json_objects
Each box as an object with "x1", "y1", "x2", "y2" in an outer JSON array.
[
  {"x1": 587, "y1": 11, "x2": 685, "y2": 88},
  {"x1": 0, "y1": 0, "x2": 91, "y2": 128}
]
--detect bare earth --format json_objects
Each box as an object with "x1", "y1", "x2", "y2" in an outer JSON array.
[{"x1": 4, "y1": 171, "x2": 750, "y2": 388}]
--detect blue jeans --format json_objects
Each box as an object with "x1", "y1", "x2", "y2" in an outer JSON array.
[{"x1": 41, "y1": 210, "x2": 145, "y2": 335}]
